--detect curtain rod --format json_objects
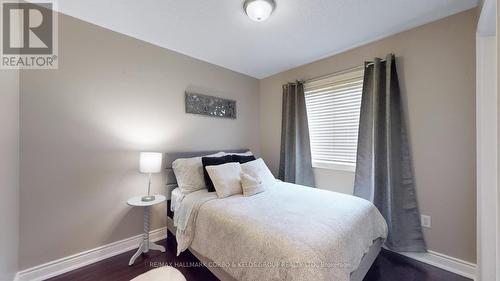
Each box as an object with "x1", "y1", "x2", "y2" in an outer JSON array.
[
  {"x1": 303, "y1": 58, "x2": 387, "y2": 83},
  {"x1": 365, "y1": 58, "x2": 387, "y2": 67}
]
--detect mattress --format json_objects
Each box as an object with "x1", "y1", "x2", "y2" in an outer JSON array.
[
  {"x1": 166, "y1": 215, "x2": 382, "y2": 281},
  {"x1": 173, "y1": 182, "x2": 388, "y2": 281}
]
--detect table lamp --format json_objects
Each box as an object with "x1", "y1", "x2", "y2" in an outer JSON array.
[{"x1": 139, "y1": 152, "x2": 162, "y2": 202}]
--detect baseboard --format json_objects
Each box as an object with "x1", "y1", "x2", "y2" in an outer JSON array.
[
  {"x1": 16, "y1": 227, "x2": 167, "y2": 281},
  {"x1": 398, "y1": 250, "x2": 477, "y2": 280},
  {"x1": 16, "y1": 228, "x2": 476, "y2": 281}
]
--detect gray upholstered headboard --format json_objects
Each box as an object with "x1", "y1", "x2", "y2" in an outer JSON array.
[{"x1": 164, "y1": 149, "x2": 250, "y2": 186}]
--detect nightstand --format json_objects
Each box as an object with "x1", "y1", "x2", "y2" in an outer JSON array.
[{"x1": 127, "y1": 195, "x2": 166, "y2": 266}]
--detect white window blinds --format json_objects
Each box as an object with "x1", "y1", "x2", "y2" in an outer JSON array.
[{"x1": 304, "y1": 68, "x2": 364, "y2": 171}]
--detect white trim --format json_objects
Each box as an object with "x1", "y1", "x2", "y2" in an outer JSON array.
[
  {"x1": 14, "y1": 226, "x2": 477, "y2": 281},
  {"x1": 476, "y1": 33, "x2": 498, "y2": 281},
  {"x1": 16, "y1": 227, "x2": 167, "y2": 281},
  {"x1": 399, "y1": 250, "x2": 476, "y2": 280},
  {"x1": 477, "y1": 0, "x2": 496, "y2": 36}
]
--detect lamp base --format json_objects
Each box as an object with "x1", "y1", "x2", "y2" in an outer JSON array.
[{"x1": 141, "y1": 195, "x2": 156, "y2": 202}]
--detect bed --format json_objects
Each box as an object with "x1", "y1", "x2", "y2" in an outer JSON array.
[{"x1": 164, "y1": 149, "x2": 387, "y2": 281}]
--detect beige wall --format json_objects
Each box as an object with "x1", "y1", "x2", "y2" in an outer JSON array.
[
  {"x1": 260, "y1": 9, "x2": 477, "y2": 263},
  {"x1": 497, "y1": 2, "x2": 500, "y2": 278},
  {"x1": 0, "y1": 69, "x2": 19, "y2": 279},
  {"x1": 19, "y1": 13, "x2": 260, "y2": 270}
]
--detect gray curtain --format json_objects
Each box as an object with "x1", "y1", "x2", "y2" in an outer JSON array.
[
  {"x1": 354, "y1": 54, "x2": 426, "y2": 252},
  {"x1": 279, "y1": 82, "x2": 315, "y2": 187}
]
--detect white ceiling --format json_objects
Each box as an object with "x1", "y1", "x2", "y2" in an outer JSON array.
[{"x1": 56, "y1": 0, "x2": 478, "y2": 78}]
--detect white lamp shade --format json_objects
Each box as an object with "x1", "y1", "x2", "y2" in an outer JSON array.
[
  {"x1": 244, "y1": 0, "x2": 275, "y2": 22},
  {"x1": 139, "y1": 152, "x2": 162, "y2": 174}
]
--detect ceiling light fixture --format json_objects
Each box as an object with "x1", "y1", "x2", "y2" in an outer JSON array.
[{"x1": 244, "y1": 0, "x2": 276, "y2": 22}]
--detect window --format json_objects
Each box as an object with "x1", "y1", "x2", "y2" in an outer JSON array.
[{"x1": 304, "y1": 68, "x2": 364, "y2": 172}]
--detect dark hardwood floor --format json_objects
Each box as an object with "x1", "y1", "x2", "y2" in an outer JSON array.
[{"x1": 47, "y1": 232, "x2": 472, "y2": 281}]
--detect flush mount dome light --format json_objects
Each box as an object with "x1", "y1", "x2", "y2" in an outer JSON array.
[{"x1": 244, "y1": 0, "x2": 276, "y2": 22}]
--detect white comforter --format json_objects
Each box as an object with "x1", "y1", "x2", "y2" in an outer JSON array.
[{"x1": 175, "y1": 182, "x2": 388, "y2": 281}]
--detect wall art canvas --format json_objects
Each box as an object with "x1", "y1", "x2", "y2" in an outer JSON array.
[{"x1": 185, "y1": 92, "x2": 236, "y2": 119}]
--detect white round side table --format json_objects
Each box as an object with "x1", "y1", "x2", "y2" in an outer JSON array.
[{"x1": 127, "y1": 195, "x2": 166, "y2": 266}]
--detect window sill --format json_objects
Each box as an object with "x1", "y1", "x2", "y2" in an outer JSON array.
[{"x1": 312, "y1": 161, "x2": 356, "y2": 172}]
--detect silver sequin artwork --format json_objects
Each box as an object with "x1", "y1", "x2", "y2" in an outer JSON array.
[{"x1": 185, "y1": 92, "x2": 236, "y2": 119}]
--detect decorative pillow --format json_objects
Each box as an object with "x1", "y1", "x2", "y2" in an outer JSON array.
[
  {"x1": 206, "y1": 162, "x2": 243, "y2": 198},
  {"x1": 240, "y1": 172, "x2": 265, "y2": 196},
  {"x1": 172, "y1": 152, "x2": 225, "y2": 194},
  {"x1": 241, "y1": 158, "x2": 276, "y2": 187},
  {"x1": 202, "y1": 155, "x2": 235, "y2": 192},
  {"x1": 232, "y1": 154, "x2": 256, "y2": 164}
]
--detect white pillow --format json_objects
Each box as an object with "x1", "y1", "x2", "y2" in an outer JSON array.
[
  {"x1": 241, "y1": 172, "x2": 265, "y2": 197},
  {"x1": 172, "y1": 152, "x2": 225, "y2": 194},
  {"x1": 206, "y1": 162, "x2": 243, "y2": 198},
  {"x1": 241, "y1": 158, "x2": 276, "y2": 187}
]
